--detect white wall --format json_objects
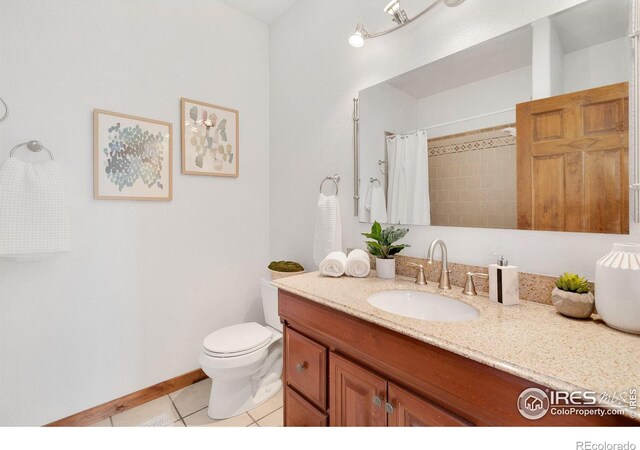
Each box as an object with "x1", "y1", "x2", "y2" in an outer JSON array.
[
  {"x1": 358, "y1": 83, "x2": 417, "y2": 219},
  {"x1": 564, "y1": 37, "x2": 629, "y2": 92},
  {"x1": 416, "y1": 66, "x2": 531, "y2": 137},
  {"x1": 532, "y1": 18, "x2": 566, "y2": 99},
  {"x1": 0, "y1": 0, "x2": 269, "y2": 426},
  {"x1": 270, "y1": 0, "x2": 639, "y2": 280}
]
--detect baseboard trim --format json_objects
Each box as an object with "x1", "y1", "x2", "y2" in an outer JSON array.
[{"x1": 46, "y1": 368, "x2": 207, "y2": 427}]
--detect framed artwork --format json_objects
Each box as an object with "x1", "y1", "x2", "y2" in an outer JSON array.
[
  {"x1": 93, "y1": 109, "x2": 173, "y2": 201},
  {"x1": 181, "y1": 97, "x2": 239, "y2": 177}
]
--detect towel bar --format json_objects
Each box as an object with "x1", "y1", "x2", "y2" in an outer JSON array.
[
  {"x1": 9, "y1": 140, "x2": 54, "y2": 161},
  {"x1": 320, "y1": 174, "x2": 340, "y2": 196},
  {"x1": 0, "y1": 97, "x2": 7, "y2": 123}
]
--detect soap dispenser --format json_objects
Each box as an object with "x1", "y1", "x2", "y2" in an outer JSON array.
[{"x1": 488, "y1": 255, "x2": 519, "y2": 306}]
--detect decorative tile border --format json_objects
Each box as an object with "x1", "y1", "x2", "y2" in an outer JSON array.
[{"x1": 428, "y1": 123, "x2": 516, "y2": 157}]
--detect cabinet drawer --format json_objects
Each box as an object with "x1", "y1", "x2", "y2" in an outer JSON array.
[
  {"x1": 285, "y1": 387, "x2": 327, "y2": 427},
  {"x1": 285, "y1": 327, "x2": 327, "y2": 409}
]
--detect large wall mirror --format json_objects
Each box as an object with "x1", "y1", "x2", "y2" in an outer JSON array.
[{"x1": 356, "y1": 0, "x2": 635, "y2": 234}]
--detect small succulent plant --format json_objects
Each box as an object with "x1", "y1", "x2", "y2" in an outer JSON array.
[
  {"x1": 362, "y1": 221, "x2": 410, "y2": 260},
  {"x1": 555, "y1": 272, "x2": 591, "y2": 294}
]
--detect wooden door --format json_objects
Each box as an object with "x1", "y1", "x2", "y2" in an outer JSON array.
[
  {"x1": 387, "y1": 382, "x2": 472, "y2": 427},
  {"x1": 516, "y1": 82, "x2": 628, "y2": 233},
  {"x1": 329, "y1": 352, "x2": 387, "y2": 427}
]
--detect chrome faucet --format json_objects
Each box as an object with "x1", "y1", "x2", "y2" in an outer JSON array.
[{"x1": 426, "y1": 239, "x2": 451, "y2": 290}]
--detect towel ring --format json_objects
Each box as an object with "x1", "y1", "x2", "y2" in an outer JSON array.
[
  {"x1": 10, "y1": 140, "x2": 55, "y2": 161},
  {"x1": 0, "y1": 97, "x2": 7, "y2": 123},
  {"x1": 320, "y1": 175, "x2": 340, "y2": 195}
]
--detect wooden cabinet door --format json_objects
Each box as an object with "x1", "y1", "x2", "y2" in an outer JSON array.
[
  {"x1": 329, "y1": 352, "x2": 387, "y2": 427},
  {"x1": 387, "y1": 382, "x2": 472, "y2": 427},
  {"x1": 516, "y1": 82, "x2": 628, "y2": 233}
]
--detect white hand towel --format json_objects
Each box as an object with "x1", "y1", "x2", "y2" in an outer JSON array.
[
  {"x1": 313, "y1": 193, "x2": 342, "y2": 266},
  {"x1": 319, "y1": 251, "x2": 347, "y2": 277},
  {"x1": 364, "y1": 182, "x2": 373, "y2": 212},
  {"x1": 370, "y1": 184, "x2": 388, "y2": 224},
  {"x1": 0, "y1": 157, "x2": 69, "y2": 260},
  {"x1": 345, "y1": 249, "x2": 370, "y2": 278}
]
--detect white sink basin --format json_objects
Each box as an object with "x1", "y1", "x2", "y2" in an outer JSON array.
[{"x1": 367, "y1": 290, "x2": 480, "y2": 322}]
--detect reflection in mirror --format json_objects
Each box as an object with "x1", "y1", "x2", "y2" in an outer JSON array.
[{"x1": 357, "y1": 0, "x2": 631, "y2": 234}]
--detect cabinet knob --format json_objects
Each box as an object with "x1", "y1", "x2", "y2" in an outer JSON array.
[
  {"x1": 295, "y1": 362, "x2": 306, "y2": 373},
  {"x1": 385, "y1": 402, "x2": 394, "y2": 414},
  {"x1": 372, "y1": 395, "x2": 382, "y2": 407}
]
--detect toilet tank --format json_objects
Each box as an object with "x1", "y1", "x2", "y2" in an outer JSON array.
[{"x1": 261, "y1": 278, "x2": 283, "y2": 332}]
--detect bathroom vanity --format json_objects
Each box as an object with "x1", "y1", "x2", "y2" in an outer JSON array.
[{"x1": 274, "y1": 273, "x2": 640, "y2": 426}]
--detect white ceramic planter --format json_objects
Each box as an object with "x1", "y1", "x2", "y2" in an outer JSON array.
[
  {"x1": 269, "y1": 269, "x2": 305, "y2": 281},
  {"x1": 376, "y1": 258, "x2": 396, "y2": 279},
  {"x1": 551, "y1": 287, "x2": 594, "y2": 319},
  {"x1": 595, "y1": 243, "x2": 640, "y2": 334}
]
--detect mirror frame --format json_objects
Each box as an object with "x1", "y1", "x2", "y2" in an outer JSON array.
[{"x1": 353, "y1": 0, "x2": 640, "y2": 227}]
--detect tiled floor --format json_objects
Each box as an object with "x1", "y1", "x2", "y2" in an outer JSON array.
[{"x1": 87, "y1": 378, "x2": 283, "y2": 427}]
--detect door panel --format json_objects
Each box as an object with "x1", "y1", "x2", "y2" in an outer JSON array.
[
  {"x1": 533, "y1": 110, "x2": 564, "y2": 140},
  {"x1": 532, "y1": 155, "x2": 565, "y2": 231},
  {"x1": 387, "y1": 382, "x2": 472, "y2": 427},
  {"x1": 517, "y1": 82, "x2": 629, "y2": 233},
  {"x1": 585, "y1": 149, "x2": 625, "y2": 233},
  {"x1": 329, "y1": 352, "x2": 386, "y2": 427},
  {"x1": 583, "y1": 101, "x2": 621, "y2": 134}
]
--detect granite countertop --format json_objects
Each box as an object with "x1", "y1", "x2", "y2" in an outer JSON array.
[{"x1": 272, "y1": 271, "x2": 640, "y2": 420}]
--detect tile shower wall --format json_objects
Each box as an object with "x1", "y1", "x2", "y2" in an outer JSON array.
[{"x1": 428, "y1": 125, "x2": 517, "y2": 229}]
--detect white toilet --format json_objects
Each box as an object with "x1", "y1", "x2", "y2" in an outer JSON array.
[{"x1": 199, "y1": 278, "x2": 283, "y2": 419}]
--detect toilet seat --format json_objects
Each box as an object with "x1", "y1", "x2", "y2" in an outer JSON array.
[{"x1": 203, "y1": 322, "x2": 275, "y2": 358}]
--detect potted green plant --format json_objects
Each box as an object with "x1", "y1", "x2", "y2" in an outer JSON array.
[
  {"x1": 362, "y1": 221, "x2": 410, "y2": 279},
  {"x1": 268, "y1": 261, "x2": 305, "y2": 280},
  {"x1": 551, "y1": 272, "x2": 595, "y2": 319}
]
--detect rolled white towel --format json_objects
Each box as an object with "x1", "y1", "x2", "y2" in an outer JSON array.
[
  {"x1": 319, "y1": 251, "x2": 347, "y2": 277},
  {"x1": 345, "y1": 249, "x2": 371, "y2": 278}
]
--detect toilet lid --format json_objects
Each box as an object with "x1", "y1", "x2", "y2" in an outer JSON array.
[{"x1": 203, "y1": 322, "x2": 273, "y2": 356}]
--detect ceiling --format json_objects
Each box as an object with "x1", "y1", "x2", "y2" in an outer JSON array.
[
  {"x1": 217, "y1": 0, "x2": 299, "y2": 24},
  {"x1": 388, "y1": 26, "x2": 533, "y2": 99},
  {"x1": 552, "y1": 0, "x2": 629, "y2": 54}
]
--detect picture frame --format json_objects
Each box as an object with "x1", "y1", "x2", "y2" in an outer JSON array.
[
  {"x1": 181, "y1": 97, "x2": 239, "y2": 177},
  {"x1": 93, "y1": 109, "x2": 173, "y2": 201}
]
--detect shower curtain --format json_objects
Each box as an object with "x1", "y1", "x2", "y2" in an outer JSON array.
[{"x1": 386, "y1": 130, "x2": 430, "y2": 225}]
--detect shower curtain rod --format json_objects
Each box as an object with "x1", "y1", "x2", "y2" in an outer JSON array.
[{"x1": 387, "y1": 107, "x2": 516, "y2": 137}]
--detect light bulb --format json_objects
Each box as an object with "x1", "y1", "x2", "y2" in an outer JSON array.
[
  {"x1": 349, "y1": 24, "x2": 366, "y2": 48},
  {"x1": 384, "y1": 0, "x2": 400, "y2": 16},
  {"x1": 349, "y1": 33, "x2": 364, "y2": 48}
]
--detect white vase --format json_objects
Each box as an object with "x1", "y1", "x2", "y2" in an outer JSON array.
[
  {"x1": 376, "y1": 258, "x2": 395, "y2": 279},
  {"x1": 595, "y1": 243, "x2": 640, "y2": 334}
]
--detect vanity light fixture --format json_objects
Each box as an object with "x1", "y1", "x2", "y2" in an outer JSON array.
[
  {"x1": 384, "y1": 0, "x2": 408, "y2": 25},
  {"x1": 349, "y1": 24, "x2": 366, "y2": 48},
  {"x1": 349, "y1": 0, "x2": 465, "y2": 48}
]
